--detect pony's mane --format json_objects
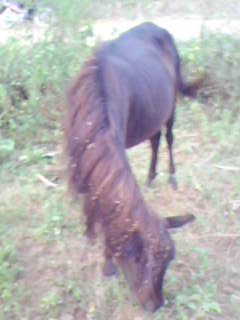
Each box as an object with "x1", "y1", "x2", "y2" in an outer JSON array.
[{"x1": 65, "y1": 55, "x2": 151, "y2": 253}]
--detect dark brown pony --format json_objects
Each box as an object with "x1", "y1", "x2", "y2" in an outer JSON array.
[{"x1": 66, "y1": 23, "x2": 197, "y2": 312}]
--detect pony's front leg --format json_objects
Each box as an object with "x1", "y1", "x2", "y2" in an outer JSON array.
[
  {"x1": 84, "y1": 194, "x2": 98, "y2": 240},
  {"x1": 147, "y1": 131, "x2": 161, "y2": 186},
  {"x1": 102, "y1": 243, "x2": 118, "y2": 277}
]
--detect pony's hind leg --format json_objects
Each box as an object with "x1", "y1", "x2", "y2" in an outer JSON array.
[
  {"x1": 147, "y1": 131, "x2": 161, "y2": 186},
  {"x1": 166, "y1": 116, "x2": 177, "y2": 190},
  {"x1": 102, "y1": 245, "x2": 118, "y2": 277}
]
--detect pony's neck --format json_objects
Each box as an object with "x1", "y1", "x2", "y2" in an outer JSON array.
[{"x1": 86, "y1": 129, "x2": 149, "y2": 247}]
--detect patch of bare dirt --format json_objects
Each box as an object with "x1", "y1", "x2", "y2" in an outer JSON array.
[{"x1": 17, "y1": 230, "x2": 105, "y2": 319}]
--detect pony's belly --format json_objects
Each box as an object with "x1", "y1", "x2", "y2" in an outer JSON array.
[
  {"x1": 125, "y1": 81, "x2": 175, "y2": 148},
  {"x1": 125, "y1": 115, "x2": 168, "y2": 148}
]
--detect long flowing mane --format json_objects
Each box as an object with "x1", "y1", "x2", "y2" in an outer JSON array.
[{"x1": 65, "y1": 54, "x2": 150, "y2": 253}]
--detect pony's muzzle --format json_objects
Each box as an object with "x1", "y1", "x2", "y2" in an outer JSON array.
[{"x1": 143, "y1": 296, "x2": 164, "y2": 312}]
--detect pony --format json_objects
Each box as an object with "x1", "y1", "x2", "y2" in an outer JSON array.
[{"x1": 65, "y1": 22, "x2": 197, "y2": 311}]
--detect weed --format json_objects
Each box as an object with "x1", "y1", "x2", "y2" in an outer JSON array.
[
  {"x1": 35, "y1": 191, "x2": 68, "y2": 242},
  {"x1": 0, "y1": 240, "x2": 26, "y2": 317},
  {"x1": 40, "y1": 290, "x2": 62, "y2": 312},
  {"x1": 0, "y1": 139, "x2": 15, "y2": 162},
  {"x1": 176, "y1": 283, "x2": 221, "y2": 319}
]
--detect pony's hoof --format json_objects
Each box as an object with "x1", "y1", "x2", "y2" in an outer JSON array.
[
  {"x1": 85, "y1": 230, "x2": 96, "y2": 244},
  {"x1": 103, "y1": 261, "x2": 118, "y2": 277},
  {"x1": 169, "y1": 175, "x2": 178, "y2": 190},
  {"x1": 146, "y1": 172, "x2": 157, "y2": 187}
]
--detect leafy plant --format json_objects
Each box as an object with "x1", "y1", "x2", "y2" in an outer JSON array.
[
  {"x1": 0, "y1": 139, "x2": 15, "y2": 161},
  {"x1": 40, "y1": 290, "x2": 62, "y2": 311},
  {"x1": 176, "y1": 282, "x2": 221, "y2": 319},
  {"x1": 35, "y1": 192, "x2": 68, "y2": 241},
  {"x1": 0, "y1": 240, "x2": 25, "y2": 316}
]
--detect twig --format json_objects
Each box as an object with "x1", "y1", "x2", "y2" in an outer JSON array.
[
  {"x1": 36, "y1": 174, "x2": 58, "y2": 188},
  {"x1": 187, "y1": 233, "x2": 240, "y2": 239},
  {"x1": 43, "y1": 151, "x2": 60, "y2": 158},
  {"x1": 215, "y1": 164, "x2": 240, "y2": 172}
]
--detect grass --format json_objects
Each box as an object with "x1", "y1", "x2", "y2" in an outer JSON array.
[
  {"x1": 82, "y1": 0, "x2": 240, "y2": 20},
  {"x1": 0, "y1": 240, "x2": 26, "y2": 318},
  {"x1": 0, "y1": 1, "x2": 240, "y2": 319}
]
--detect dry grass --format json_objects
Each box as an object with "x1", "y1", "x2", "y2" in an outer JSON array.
[{"x1": 89, "y1": 0, "x2": 240, "y2": 20}]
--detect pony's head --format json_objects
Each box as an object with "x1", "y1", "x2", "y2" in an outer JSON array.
[{"x1": 118, "y1": 214, "x2": 195, "y2": 312}]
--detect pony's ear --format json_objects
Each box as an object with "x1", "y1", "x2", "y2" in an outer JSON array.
[
  {"x1": 123, "y1": 232, "x2": 144, "y2": 260},
  {"x1": 165, "y1": 214, "x2": 195, "y2": 229}
]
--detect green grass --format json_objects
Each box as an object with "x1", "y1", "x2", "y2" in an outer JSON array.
[
  {"x1": 0, "y1": 1, "x2": 240, "y2": 318},
  {"x1": 0, "y1": 240, "x2": 26, "y2": 318}
]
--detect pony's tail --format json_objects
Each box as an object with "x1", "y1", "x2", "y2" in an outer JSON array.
[
  {"x1": 178, "y1": 77, "x2": 203, "y2": 98},
  {"x1": 176, "y1": 54, "x2": 203, "y2": 98}
]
